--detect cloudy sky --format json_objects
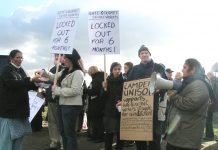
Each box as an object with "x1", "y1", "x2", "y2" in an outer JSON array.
[{"x1": 1, "y1": 0, "x2": 218, "y2": 78}]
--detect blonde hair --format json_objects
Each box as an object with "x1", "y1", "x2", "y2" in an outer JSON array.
[{"x1": 88, "y1": 66, "x2": 99, "y2": 76}]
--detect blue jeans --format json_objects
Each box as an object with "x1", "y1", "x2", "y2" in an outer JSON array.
[{"x1": 59, "y1": 105, "x2": 81, "y2": 150}]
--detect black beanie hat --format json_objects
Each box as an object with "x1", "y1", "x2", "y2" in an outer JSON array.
[
  {"x1": 65, "y1": 49, "x2": 82, "y2": 70},
  {"x1": 138, "y1": 45, "x2": 151, "y2": 56}
]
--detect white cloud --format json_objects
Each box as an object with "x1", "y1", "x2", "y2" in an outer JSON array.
[{"x1": 0, "y1": 0, "x2": 218, "y2": 75}]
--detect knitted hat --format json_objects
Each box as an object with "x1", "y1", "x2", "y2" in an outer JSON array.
[
  {"x1": 138, "y1": 45, "x2": 151, "y2": 56},
  {"x1": 64, "y1": 49, "x2": 82, "y2": 70}
]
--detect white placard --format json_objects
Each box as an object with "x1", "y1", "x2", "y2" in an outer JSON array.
[
  {"x1": 88, "y1": 10, "x2": 120, "y2": 55},
  {"x1": 28, "y1": 91, "x2": 45, "y2": 122},
  {"x1": 51, "y1": 9, "x2": 80, "y2": 54}
]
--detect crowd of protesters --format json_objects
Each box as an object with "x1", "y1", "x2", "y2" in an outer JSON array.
[{"x1": 0, "y1": 45, "x2": 218, "y2": 150}]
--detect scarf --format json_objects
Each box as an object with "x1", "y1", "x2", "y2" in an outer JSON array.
[{"x1": 177, "y1": 73, "x2": 215, "y2": 102}]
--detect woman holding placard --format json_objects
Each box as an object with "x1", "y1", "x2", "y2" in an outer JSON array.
[
  {"x1": 102, "y1": 62, "x2": 125, "y2": 150},
  {"x1": 36, "y1": 51, "x2": 84, "y2": 150}
]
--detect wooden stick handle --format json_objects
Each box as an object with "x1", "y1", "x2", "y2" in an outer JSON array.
[
  {"x1": 54, "y1": 54, "x2": 61, "y2": 85},
  {"x1": 104, "y1": 54, "x2": 107, "y2": 91}
]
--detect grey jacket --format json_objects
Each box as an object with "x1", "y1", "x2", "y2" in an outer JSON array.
[
  {"x1": 43, "y1": 70, "x2": 84, "y2": 106},
  {"x1": 166, "y1": 80, "x2": 209, "y2": 149}
]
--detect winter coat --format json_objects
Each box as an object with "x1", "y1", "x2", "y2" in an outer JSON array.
[
  {"x1": 166, "y1": 79, "x2": 209, "y2": 149},
  {"x1": 43, "y1": 69, "x2": 84, "y2": 106},
  {"x1": 87, "y1": 72, "x2": 105, "y2": 118},
  {"x1": 127, "y1": 59, "x2": 166, "y2": 81},
  {"x1": 103, "y1": 73, "x2": 125, "y2": 118},
  {"x1": 0, "y1": 63, "x2": 38, "y2": 119},
  {"x1": 127, "y1": 59, "x2": 167, "y2": 127}
]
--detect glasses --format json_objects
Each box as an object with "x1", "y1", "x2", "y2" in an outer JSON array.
[{"x1": 15, "y1": 56, "x2": 24, "y2": 60}]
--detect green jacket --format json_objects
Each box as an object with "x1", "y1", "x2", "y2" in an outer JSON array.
[{"x1": 166, "y1": 80, "x2": 209, "y2": 149}]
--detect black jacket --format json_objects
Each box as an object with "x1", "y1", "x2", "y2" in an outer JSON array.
[
  {"x1": 127, "y1": 59, "x2": 167, "y2": 124},
  {"x1": 44, "y1": 65, "x2": 63, "y2": 103},
  {"x1": 128, "y1": 59, "x2": 166, "y2": 81},
  {"x1": 86, "y1": 72, "x2": 105, "y2": 117},
  {"x1": 103, "y1": 73, "x2": 125, "y2": 118},
  {"x1": 0, "y1": 63, "x2": 38, "y2": 119}
]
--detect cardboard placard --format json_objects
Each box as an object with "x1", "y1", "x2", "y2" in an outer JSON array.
[{"x1": 120, "y1": 78, "x2": 154, "y2": 141}]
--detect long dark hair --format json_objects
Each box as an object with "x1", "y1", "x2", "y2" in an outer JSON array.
[
  {"x1": 178, "y1": 58, "x2": 205, "y2": 93},
  {"x1": 184, "y1": 58, "x2": 217, "y2": 103},
  {"x1": 185, "y1": 58, "x2": 204, "y2": 76},
  {"x1": 110, "y1": 62, "x2": 121, "y2": 73},
  {"x1": 57, "y1": 53, "x2": 82, "y2": 86}
]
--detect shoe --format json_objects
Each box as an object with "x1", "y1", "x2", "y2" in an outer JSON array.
[
  {"x1": 127, "y1": 141, "x2": 135, "y2": 146},
  {"x1": 123, "y1": 141, "x2": 135, "y2": 147}
]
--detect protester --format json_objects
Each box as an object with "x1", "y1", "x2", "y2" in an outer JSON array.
[
  {"x1": 0, "y1": 49, "x2": 40, "y2": 150},
  {"x1": 102, "y1": 62, "x2": 125, "y2": 150},
  {"x1": 44, "y1": 54, "x2": 64, "y2": 150},
  {"x1": 76, "y1": 80, "x2": 88, "y2": 133},
  {"x1": 166, "y1": 68, "x2": 174, "y2": 80},
  {"x1": 166, "y1": 58, "x2": 211, "y2": 150},
  {"x1": 174, "y1": 72, "x2": 183, "y2": 81},
  {"x1": 72, "y1": 48, "x2": 86, "y2": 73},
  {"x1": 86, "y1": 66, "x2": 105, "y2": 143},
  {"x1": 36, "y1": 51, "x2": 84, "y2": 150},
  {"x1": 204, "y1": 71, "x2": 218, "y2": 141},
  {"x1": 128, "y1": 45, "x2": 167, "y2": 150},
  {"x1": 122, "y1": 62, "x2": 135, "y2": 147},
  {"x1": 123, "y1": 62, "x2": 133, "y2": 80},
  {"x1": 159, "y1": 67, "x2": 174, "y2": 135}
]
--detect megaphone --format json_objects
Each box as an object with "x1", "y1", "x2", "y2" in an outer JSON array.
[{"x1": 149, "y1": 72, "x2": 182, "y2": 93}]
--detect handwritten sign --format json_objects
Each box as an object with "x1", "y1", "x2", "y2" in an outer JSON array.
[
  {"x1": 28, "y1": 91, "x2": 45, "y2": 122},
  {"x1": 120, "y1": 78, "x2": 154, "y2": 141},
  {"x1": 50, "y1": 9, "x2": 80, "y2": 54},
  {"x1": 88, "y1": 11, "x2": 120, "y2": 54}
]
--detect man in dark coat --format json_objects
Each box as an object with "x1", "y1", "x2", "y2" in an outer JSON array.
[{"x1": 128, "y1": 45, "x2": 167, "y2": 150}]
